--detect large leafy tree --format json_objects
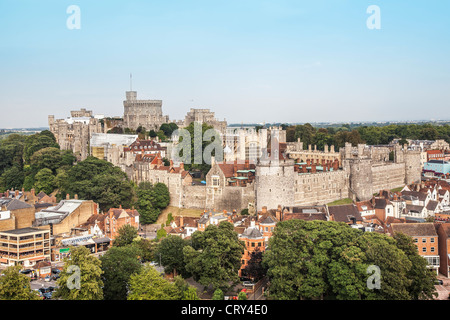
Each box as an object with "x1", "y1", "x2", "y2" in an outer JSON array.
[
  {"x1": 0, "y1": 165, "x2": 25, "y2": 192},
  {"x1": 131, "y1": 236, "x2": 157, "y2": 262},
  {"x1": 23, "y1": 130, "x2": 59, "y2": 163},
  {"x1": 263, "y1": 220, "x2": 437, "y2": 300},
  {"x1": 33, "y1": 168, "x2": 56, "y2": 194},
  {"x1": 242, "y1": 247, "x2": 266, "y2": 282},
  {"x1": 113, "y1": 224, "x2": 139, "y2": 247},
  {"x1": 54, "y1": 246, "x2": 104, "y2": 300},
  {"x1": 29, "y1": 147, "x2": 76, "y2": 174},
  {"x1": 156, "y1": 235, "x2": 190, "y2": 277},
  {"x1": 0, "y1": 134, "x2": 26, "y2": 174},
  {"x1": 136, "y1": 182, "x2": 170, "y2": 224},
  {"x1": 183, "y1": 222, "x2": 245, "y2": 291},
  {"x1": 60, "y1": 156, "x2": 135, "y2": 211},
  {"x1": 100, "y1": 245, "x2": 142, "y2": 300},
  {"x1": 177, "y1": 122, "x2": 219, "y2": 176},
  {"x1": 127, "y1": 265, "x2": 180, "y2": 300},
  {"x1": 0, "y1": 266, "x2": 41, "y2": 300}
]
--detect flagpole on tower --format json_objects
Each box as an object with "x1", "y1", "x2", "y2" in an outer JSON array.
[{"x1": 130, "y1": 73, "x2": 132, "y2": 91}]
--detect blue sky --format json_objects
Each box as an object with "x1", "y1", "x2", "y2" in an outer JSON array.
[{"x1": 0, "y1": 0, "x2": 449, "y2": 128}]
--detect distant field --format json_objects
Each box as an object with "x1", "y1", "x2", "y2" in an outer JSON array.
[
  {"x1": 157, "y1": 206, "x2": 204, "y2": 225},
  {"x1": 327, "y1": 198, "x2": 353, "y2": 206}
]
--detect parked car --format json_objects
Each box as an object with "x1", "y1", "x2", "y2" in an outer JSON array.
[
  {"x1": 33, "y1": 289, "x2": 44, "y2": 299},
  {"x1": 42, "y1": 291, "x2": 52, "y2": 300},
  {"x1": 243, "y1": 281, "x2": 254, "y2": 287},
  {"x1": 435, "y1": 279, "x2": 444, "y2": 285},
  {"x1": 44, "y1": 275, "x2": 51, "y2": 282}
]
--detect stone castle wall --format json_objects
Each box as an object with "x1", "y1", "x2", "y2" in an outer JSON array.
[
  {"x1": 294, "y1": 170, "x2": 349, "y2": 206},
  {"x1": 371, "y1": 162, "x2": 406, "y2": 193}
]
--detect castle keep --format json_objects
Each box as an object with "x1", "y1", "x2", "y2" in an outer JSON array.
[{"x1": 123, "y1": 90, "x2": 170, "y2": 131}]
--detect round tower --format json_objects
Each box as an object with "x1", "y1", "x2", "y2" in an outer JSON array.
[{"x1": 255, "y1": 158, "x2": 295, "y2": 211}]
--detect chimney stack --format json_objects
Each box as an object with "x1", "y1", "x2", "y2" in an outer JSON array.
[
  {"x1": 74, "y1": 194, "x2": 78, "y2": 200},
  {"x1": 180, "y1": 215, "x2": 184, "y2": 227},
  {"x1": 66, "y1": 193, "x2": 70, "y2": 200},
  {"x1": 180, "y1": 162, "x2": 184, "y2": 171}
]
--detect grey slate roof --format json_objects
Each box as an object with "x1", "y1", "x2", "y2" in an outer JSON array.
[
  {"x1": 0, "y1": 198, "x2": 33, "y2": 210},
  {"x1": 240, "y1": 227, "x2": 263, "y2": 239},
  {"x1": 426, "y1": 200, "x2": 439, "y2": 211}
]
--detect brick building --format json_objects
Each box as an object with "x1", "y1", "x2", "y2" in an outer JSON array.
[{"x1": 390, "y1": 223, "x2": 440, "y2": 274}]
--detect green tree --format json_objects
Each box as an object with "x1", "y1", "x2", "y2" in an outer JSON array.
[
  {"x1": 0, "y1": 165, "x2": 24, "y2": 191},
  {"x1": 61, "y1": 156, "x2": 136, "y2": 211},
  {"x1": 212, "y1": 288, "x2": 224, "y2": 300},
  {"x1": 23, "y1": 131, "x2": 59, "y2": 163},
  {"x1": 113, "y1": 224, "x2": 139, "y2": 247},
  {"x1": 156, "y1": 228, "x2": 167, "y2": 240},
  {"x1": 263, "y1": 220, "x2": 437, "y2": 300},
  {"x1": 33, "y1": 168, "x2": 55, "y2": 194},
  {"x1": 238, "y1": 291, "x2": 248, "y2": 300},
  {"x1": 100, "y1": 246, "x2": 142, "y2": 300},
  {"x1": 127, "y1": 265, "x2": 180, "y2": 300},
  {"x1": 136, "y1": 182, "x2": 170, "y2": 224},
  {"x1": 0, "y1": 266, "x2": 40, "y2": 300},
  {"x1": 30, "y1": 147, "x2": 63, "y2": 174},
  {"x1": 242, "y1": 247, "x2": 266, "y2": 281},
  {"x1": 0, "y1": 134, "x2": 26, "y2": 174},
  {"x1": 178, "y1": 122, "x2": 219, "y2": 176},
  {"x1": 183, "y1": 222, "x2": 245, "y2": 291},
  {"x1": 156, "y1": 235, "x2": 190, "y2": 277},
  {"x1": 131, "y1": 236, "x2": 157, "y2": 262},
  {"x1": 54, "y1": 246, "x2": 104, "y2": 300},
  {"x1": 160, "y1": 123, "x2": 178, "y2": 138},
  {"x1": 182, "y1": 286, "x2": 200, "y2": 300}
]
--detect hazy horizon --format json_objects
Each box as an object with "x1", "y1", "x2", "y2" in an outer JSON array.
[{"x1": 1, "y1": 1, "x2": 449, "y2": 128}]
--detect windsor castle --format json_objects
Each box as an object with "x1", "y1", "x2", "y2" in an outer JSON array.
[{"x1": 48, "y1": 89, "x2": 423, "y2": 212}]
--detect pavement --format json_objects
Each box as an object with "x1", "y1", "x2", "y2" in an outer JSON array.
[
  {"x1": 30, "y1": 278, "x2": 58, "y2": 291},
  {"x1": 435, "y1": 274, "x2": 450, "y2": 300}
]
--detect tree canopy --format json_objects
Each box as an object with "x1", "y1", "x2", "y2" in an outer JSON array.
[
  {"x1": 263, "y1": 220, "x2": 437, "y2": 300},
  {"x1": 58, "y1": 156, "x2": 135, "y2": 211},
  {"x1": 136, "y1": 182, "x2": 170, "y2": 224},
  {"x1": 0, "y1": 266, "x2": 40, "y2": 300},
  {"x1": 183, "y1": 222, "x2": 245, "y2": 291},
  {"x1": 100, "y1": 245, "x2": 142, "y2": 300},
  {"x1": 54, "y1": 246, "x2": 104, "y2": 300}
]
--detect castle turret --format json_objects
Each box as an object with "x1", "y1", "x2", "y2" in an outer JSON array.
[
  {"x1": 255, "y1": 157, "x2": 295, "y2": 211},
  {"x1": 126, "y1": 91, "x2": 137, "y2": 101}
]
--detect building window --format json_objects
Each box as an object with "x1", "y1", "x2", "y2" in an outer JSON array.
[
  {"x1": 430, "y1": 238, "x2": 435, "y2": 243},
  {"x1": 422, "y1": 247, "x2": 426, "y2": 253},
  {"x1": 422, "y1": 238, "x2": 426, "y2": 243},
  {"x1": 431, "y1": 247, "x2": 435, "y2": 252},
  {"x1": 212, "y1": 175, "x2": 220, "y2": 187},
  {"x1": 251, "y1": 242, "x2": 255, "y2": 247}
]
